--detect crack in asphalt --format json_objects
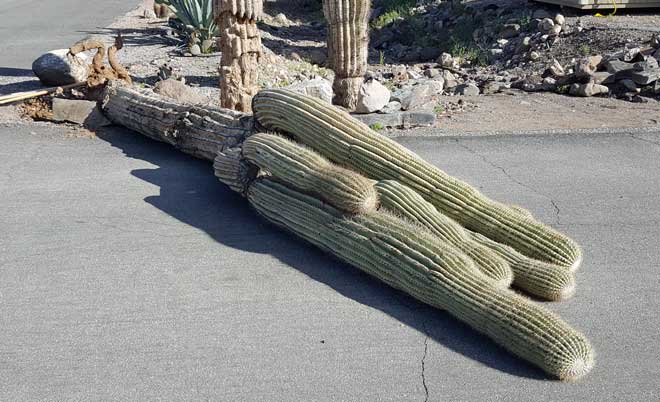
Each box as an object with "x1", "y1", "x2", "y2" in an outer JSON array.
[
  {"x1": 550, "y1": 199, "x2": 561, "y2": 225},
  {"x1": 455, "y1": 139, "x2": 561, "y2": 225},
  {"x1": 421, "y1": 327, "x2": 429, "y2": 402}
]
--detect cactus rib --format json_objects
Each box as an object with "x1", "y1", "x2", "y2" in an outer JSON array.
[
  {"x1": 252, "y1": 89, "x2": 583, "y2": 271},
  {"x1": 375, "y1": 180, "x2": 514, "y2": 289},
  {"x1": 376, "y1": 180, "x2": 575, "y2": 301},
  {"x1": 242, "y1": 133, "x2": 378, "y2": 214},
  {"x1": 247, "y1": 178, "x2": 594, "y2": 381}
]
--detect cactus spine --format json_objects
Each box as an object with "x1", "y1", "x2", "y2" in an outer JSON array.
[
  {"x1": 247, "y1": 178, "x2": 594, "y2": 381},
  {"x1": 468, "y1": 231, "x2": 576, "y2": 301},
  {"x1": 375, "y1": 180, "x2": 514, "y2": 288},
  {"x1": 323, "y1": 0, "x2": 370, "y2": 110},
  {"x1": 213, "y1": 0, "x2": 263, "y2": 112},
  {"x1": 243, "y1": 133, "x2": 378, "y2": 214},
  {"x1": 252, "y1": 89, "x2": 582, "y2": 271},
  {"x1": 375, "y1": 180, "x2": 574, "y2": 301}
]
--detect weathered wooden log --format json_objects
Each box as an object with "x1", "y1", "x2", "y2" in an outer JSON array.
[{"x1": 100, "y1": 80, "x2": 252, "y2": 161}]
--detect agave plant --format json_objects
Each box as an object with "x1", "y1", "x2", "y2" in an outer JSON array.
[{"x1": 168, "y1": 0, "x2": 218, "y2": 44}]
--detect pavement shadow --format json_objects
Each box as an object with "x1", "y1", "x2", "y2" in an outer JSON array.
[{"x1": 96, "y1": 126, "x2": 547, "y2": 381}]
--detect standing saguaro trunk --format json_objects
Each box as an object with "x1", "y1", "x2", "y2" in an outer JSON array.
[
  {"x1": 323, "y1": 0, "x2": 370, "y2": 110},
  {"x1": 213, "y1": 0, "x2": 263, "y2": 112}
]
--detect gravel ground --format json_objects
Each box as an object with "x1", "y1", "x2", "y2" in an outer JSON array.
[{"x1": 2, "y1": 0, "x2": 660, "y2": 134}]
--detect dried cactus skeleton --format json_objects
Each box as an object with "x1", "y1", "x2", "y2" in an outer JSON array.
[
  {"x1": 69, "y1": 35, "x2": 132, "y2": 89},
  {"x1": 98, "y1": 83, "x2": 595, "y2": 381},
  {"x1": 212, "y1": 0, "x2": 263, "y2": 112}
]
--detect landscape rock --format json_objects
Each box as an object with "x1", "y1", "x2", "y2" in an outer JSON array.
[
  {"x1": 153, "y1": 78, "x2": 206, "y2": 104},
  {"x1": 286, "y1": 77, "x2": 333, "y2": 104},
  {"x1": 575, "y1": 55, "x2": 603, "y2": 78},
  {"x1": 605, "y1": 59, "x2": 634, "y2": 75},
  {"x1": 481, "y1": 80, "x2": 506, "y2": 94},
  {"x1": 539, "y1": 18, "x2": 555, "y2": 33},
  {"x1": 273, "y1": 13, "x2": 292, "y2": 27},
  {"x1": 32, "y1": 49, "x2": 89, "y2": 86},
  {"x1": 438, "y1": 52, "x2": 454, "y2": 68},
  {"x1": 51, "y1": 98, "x2": 111, "y2": 129},
  {"x1": 399, "y1": 82, "x2": 443, "y2": 110},
  {"x1": 355, "y1": 79, "x2": 391, "y2": 113},
  {"x1": 591, "y1": 72, "x2": 615, "y2": 85},
  {"x1": 529, "y1": 51, "x2": 541, "y2": 61},
  {"x1": 569, "y1": 83, "x2": 609, "y2": 97},
  {"x1": 380, "y1": 100, "x2": 402, "y2": 114},
  {"x1": 424, "y1": 68, "x2": 440, "y2": 78},
  {"x1": 619, "y1": 79, "x2": 638, "y2": 92},
  {"x1": 401, "y1": 111, "x2": 436, "y2": 128},
  {"x1": 442, "y1": 70, "x2": 458, "y2": 89},
  {"x1": 554, "y1": 14, "x2": 565, "y2": 25},
  {"x1": 614, "y1": 59, "x2": 660, "y2": 85},
  {"x1": 352, "y1": 112, "x2": 401, "y2": 128},
  {"x1": 190, "y1": 44, "x2": 201, "y2": 56},
  {"x1": 549, "y1": 24, "x2": 562, "y2": 35},
  {"x1": 548, "y1": 59, "x2": 565, "y2": 77},
  {"x1": 500, "y1": 24, "x2": 520, "y2": 39},
  {"x1": 455, "y1": 83, "x2": 480, "y2": 96}
]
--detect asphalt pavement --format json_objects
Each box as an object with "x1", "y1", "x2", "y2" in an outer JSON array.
[
  {"x1": 1, "y1": 124, "x2": 659, "y2": 401},
  {"x1": 0, "y1": 0, "x2": 138, "y2": 69},
  {"x1": 1, "y1": 0, "x2": 660, "y2": 400}
]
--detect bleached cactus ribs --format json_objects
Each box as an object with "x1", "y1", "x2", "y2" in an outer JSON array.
[
  {"x1": 323, "y1": 0, "x2": 371, "y2": 110},
  {"x1": 213, "y1": 0, "x2": 263, "y2": 112}
]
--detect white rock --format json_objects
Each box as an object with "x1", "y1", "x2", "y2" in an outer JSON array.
[
  {"x1": 286, "y1": 77, "x2": 333, "y2": 104},
  {"x1": 32, "y1": 49, "x2": 89, "y2": 86},
  {"x1": 539, "y1": 18, "x2": 555, "y2": 33},
  {"x1": 355, "y1": 79, "x2": 391, "y2": 113},
  {"x1": 439, "y1": 52, "x2": 454, "y2": 68},
  {"x1": 273, "y1": 13, "x2": 292, "y2": 27},
  {"x1": 554, "y1": 14, "x2": 565, "y2": 25},
  {"x1": 550, "y1": 24, "x2": 562, "y2": 35}
]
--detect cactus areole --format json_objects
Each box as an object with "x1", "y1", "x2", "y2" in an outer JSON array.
[{"x1": 323, "y1": 0, "x2": 371, "y2": 110}]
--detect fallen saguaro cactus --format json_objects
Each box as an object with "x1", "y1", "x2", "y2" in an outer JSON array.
[
  {"x1": 252, "y1": 89, "x2": 583, "y2": 271},
  {"x1": 215, "y1": 150, "x2": 594, "y2": 381},
  {"x1": 97, "y1": 81, "x2": 594, "y2": 381},
  {"x1": 101, "y1": 81, "x2": 251, "y2": 160}
]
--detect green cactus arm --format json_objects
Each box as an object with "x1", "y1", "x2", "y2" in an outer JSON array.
[
  {"x1": 468, "y1": 231, "x2": 576, "y2": 301},
  {"x1": 375, "y1": 180, "x2": 575, "y2": 301},
  {"x1": 242, "y1": 133, "x2": 378, "y2": 214},
  {"x1": 375, "y1": 180, "x2": 514, "y2": 289},
  {"x1": 247, "y1": 178, "x2": 594, "y2": 381},
  {"x1": 252, "y1": 89, "x2": 582, "y2": 271}
]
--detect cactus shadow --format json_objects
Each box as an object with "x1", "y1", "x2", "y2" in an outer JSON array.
[{"x1": 96, "y1": 126, "x2": 548, "y2": 381}]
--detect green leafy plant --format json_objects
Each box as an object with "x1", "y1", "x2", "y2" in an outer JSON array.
[
  {"x1": 369, "y1": 122, "x2": 385, "y2": 131},
  {"x1": 168, "y1": 0, "x2": 218, "y2": 43},
  {"x1": 578, "y1": 44, "x2": 592, "y2": 56}
]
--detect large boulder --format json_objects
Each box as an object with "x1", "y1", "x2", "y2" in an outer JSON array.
[
  {"x1": 32, "y1": 49, "x2": 89, "y2": 86},
  {"x1": 355, "y1": 79, "x2": 391, "y2": 114}
]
